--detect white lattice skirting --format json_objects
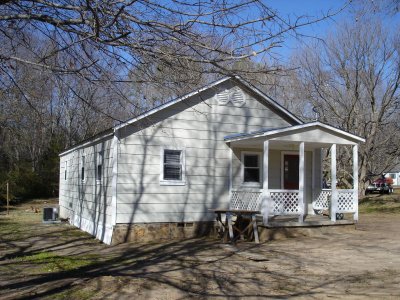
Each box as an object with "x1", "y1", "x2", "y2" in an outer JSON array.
[{"x1": 270, "y1": 190, "x2": 301, "y2": 215}]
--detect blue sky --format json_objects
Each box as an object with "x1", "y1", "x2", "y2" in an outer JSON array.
[{"x1": 265, "y1": 0, "x2": 400, "y2": 61}]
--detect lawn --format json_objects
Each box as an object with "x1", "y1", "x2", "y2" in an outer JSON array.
[{"x1": 359, "y1": 188, "x2": 400, "y2": 213}]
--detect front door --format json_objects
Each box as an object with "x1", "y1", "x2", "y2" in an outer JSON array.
[{"x1": 283, "y1": 154, "x2": 299, "y2": 189}]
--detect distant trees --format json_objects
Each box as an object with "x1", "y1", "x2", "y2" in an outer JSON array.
[
  {"x1": 0, "y1": 1, "x2": 346, "y2": 200},
  {"x1": 292, "y1": 19, "x2": 400, "y2": 192}
]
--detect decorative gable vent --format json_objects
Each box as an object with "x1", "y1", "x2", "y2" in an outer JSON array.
[{"x1": 217, "y1": 88, "x2": 246, "y2": 107}]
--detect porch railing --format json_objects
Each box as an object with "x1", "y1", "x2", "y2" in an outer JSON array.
[
  {"x1": 269, "y1": 189, "x2": 301, "y2": 215},
  {"x1": 230, "y1": 189, "x2": 263, "y2": 211},
  {"x1": 312, "y1": 189, "x2": 356, "y2": 213},
  {"x1": 313, "y1": 189, "x2": 331, "y2": 211},
  {"x1": 337, "y1": 189, "x2": 356, "y2": 213},
  {"x1": 229, "y1": 188, "x2": 356, "y2": 218}
]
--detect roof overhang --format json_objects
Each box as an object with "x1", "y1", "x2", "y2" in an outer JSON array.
[
  {"x1": 59, "y1": 76, "x2": 303, "y2": 155},
  {"x1": 114, "y1": 75, "x2": 303, "y2": 132},
  {"x1": 224, "y1": 121, "x2": 365, "y2": 150}
]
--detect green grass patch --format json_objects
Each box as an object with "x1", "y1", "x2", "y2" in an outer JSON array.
[
  {"x1": 15, "y1": 252, "x2": 101, "y2": 274},
  {"x1": 359, "y1": 193, "x2": 400, "y2": 214}
]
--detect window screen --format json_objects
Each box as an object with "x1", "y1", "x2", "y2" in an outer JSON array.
[
  {"x1": 243, "y1": 154, "x2": 260, "y2": 183},
  {"x1": 163, "y1": 150, "x2": 182, "y2": 180}
]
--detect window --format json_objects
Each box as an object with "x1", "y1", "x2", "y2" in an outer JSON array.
[
  {"x1": 64, "y1": 161, "x2": 67, "y2": 181},
  {"x1": 81, "y1": 155, "x2": 85, "y2": 182},
  {"x1": 160, "y1": 148, "x2": 185, "y2": 185},
  {"x1": 96, "y1": 151, "x2": 103, "y2": 183},
  {"x1": 242, "y1": 152, "x2": 261, "y2": 184}
]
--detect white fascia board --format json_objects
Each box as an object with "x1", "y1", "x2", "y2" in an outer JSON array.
[
  {"x1": 114, "y1": 77, "x2": 231, "y2": 131},
  {"x1": 225, "y1": 121, "x2": 366, "y2": 143},
  {"x1": 59, "y1": 132, "x2": 114, "y2": 157},
  {"x1": 233, "y1": 76, "x2": 303, "y2": 125}
]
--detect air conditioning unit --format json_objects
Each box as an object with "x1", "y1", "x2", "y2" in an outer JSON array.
[{"x1": 43, "y1": 207, "x2": 59, "y2": 223}]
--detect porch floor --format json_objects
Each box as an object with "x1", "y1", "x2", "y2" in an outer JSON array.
[{"x1": 259, "y1": 214, "x2": 355, "y2": 228}]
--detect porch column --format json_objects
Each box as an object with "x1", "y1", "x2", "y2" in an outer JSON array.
[
  {"x1": 299, "y1": 142, "x2": 305, "y2": 222},
  {"x1": 262, "y1": 140, "x2": 270, "y2": 225},
  {"x1": 330, "y1": 144, "x2": 338, "y2": 222},
  {"x1": 353, "y1": 144, "x2": 359, "y2": 222}
]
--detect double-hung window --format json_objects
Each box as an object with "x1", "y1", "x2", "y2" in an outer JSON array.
[
  {"x1": 160, "y1": 148, "x2": 185, "y2": 185},
  {"x1": 81, "y1": 155, "x2": 85, "y2": 182},
  {"x1": 242, "y1": 152, "x2": 261, "y2": 185},
  {"x1": 96, "y1": 151, "x2": 103, "y2": 183}
]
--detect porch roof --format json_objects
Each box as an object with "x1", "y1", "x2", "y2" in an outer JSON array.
[{"x1": 224, "y1": 121, "x2": 365, "y2": 149}]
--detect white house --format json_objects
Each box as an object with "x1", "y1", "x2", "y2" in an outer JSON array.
[
  {"x1": 386, "y1": 171, "x2": 400, "y2": 186},
  {"x1": 59, "y1": 76, "x2": 365, "y2": 244}
]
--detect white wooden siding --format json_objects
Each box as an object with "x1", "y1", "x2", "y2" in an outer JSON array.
[
  {"x1": 59, "y1": 136, "x2": 114, "y2": 242},
  {"x1": 231, "y1": 148, "x2": 313, "y2": 204},
  {"x1": 116, "y1": 81, "x2": 292, "y2": 223}
]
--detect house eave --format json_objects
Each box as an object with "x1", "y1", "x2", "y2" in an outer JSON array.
[
  {"x1": 59, "y1": 130, "x2": 114, "y2": 157},
  {"x1": 224, "y1": 121, "x2": 366, "y2": 144}
]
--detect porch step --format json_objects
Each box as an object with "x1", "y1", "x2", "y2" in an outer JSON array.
[{"x1": 260, "y1": 215, "x2": 355, "y2": 228}]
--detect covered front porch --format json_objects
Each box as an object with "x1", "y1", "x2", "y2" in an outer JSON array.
[{"x1": 225, "y1": 122, "x2": 365, "y2": 226}]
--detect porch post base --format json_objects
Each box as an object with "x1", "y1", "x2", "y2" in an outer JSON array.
[
  {"x1": 298, "y1": 215, "x2": 304, "y2": 223},
  {"x1": 353, "y1": 211, "x2": 358, "y2": 223},
  {"x1": 330, "y1": 211, "x2": 336, "y2": 222}
]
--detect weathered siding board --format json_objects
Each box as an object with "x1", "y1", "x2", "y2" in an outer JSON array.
[
  {"x1": 116, "y1": 81, "x2": 290, "y2": 223},
  {"x1": 59, "y1": 136, "x2": 115, "y2": 243}
]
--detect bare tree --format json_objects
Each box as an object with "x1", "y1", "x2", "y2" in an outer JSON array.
[
  {"x1": 0, "y1": 1, "x2": 350, "y2": 199},
  {"x1": 0, "y1": 1, "x2": 348, "y2": 111},
  {"x1": 294, "y1": 20, "x2": 400, "y2": 193}
]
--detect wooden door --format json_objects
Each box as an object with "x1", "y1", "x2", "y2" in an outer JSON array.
[{"x1": 283, "y1": 154, "x2": 299, "y2": 189}]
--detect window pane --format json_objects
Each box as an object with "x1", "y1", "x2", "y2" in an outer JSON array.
[
  {"x1": 97, "y1": 164, "x2": 102, "y2": 180},
  {"x1": 244, "y1": 168, "x2": 259, "y2": 182},
  {"x1": 164, "y1": 150, "x2": 181, "y2": 164},
  {"x1": 164, "y1": 165, "x2": 182, "y2": 180},
  {"x1": 244, "y1": 155, "x2": 258, "y2": 167}
]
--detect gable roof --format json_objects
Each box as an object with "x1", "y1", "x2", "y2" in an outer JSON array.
[
  {"x1": 114, "y1": 76, "x2": 303, "y2": 131},
  {"x1": 224, "y1": 121, "x2": 366, "y2": 144},
  {"x1": 60, "y1": 76, "x2": 303, "y2": 156}
]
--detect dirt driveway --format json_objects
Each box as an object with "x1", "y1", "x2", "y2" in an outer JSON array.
[{"x1": 1, "y1": 198, "x2": 400, "y2": 299}]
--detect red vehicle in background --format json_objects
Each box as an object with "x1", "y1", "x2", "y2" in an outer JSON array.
[{"x1": 365, "y1": 176, "x2": 394, "y2": 195}]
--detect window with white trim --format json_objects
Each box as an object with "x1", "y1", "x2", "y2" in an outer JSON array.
[
  {"x1": 64, "y1": 161, "x2": 67, "y2": 181},
  {"x1": 160, "y1": 148, "x2": 185, "y2": 185},
  {"x1": 81, "y1": 154, "x2": 85, "y2": 182},
  {"x1": 96, "y1": 151, "x2": 103, "y2": 183},
  {"x1": 242, "y1": 152, "x2": 261, "y2": 184}
]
